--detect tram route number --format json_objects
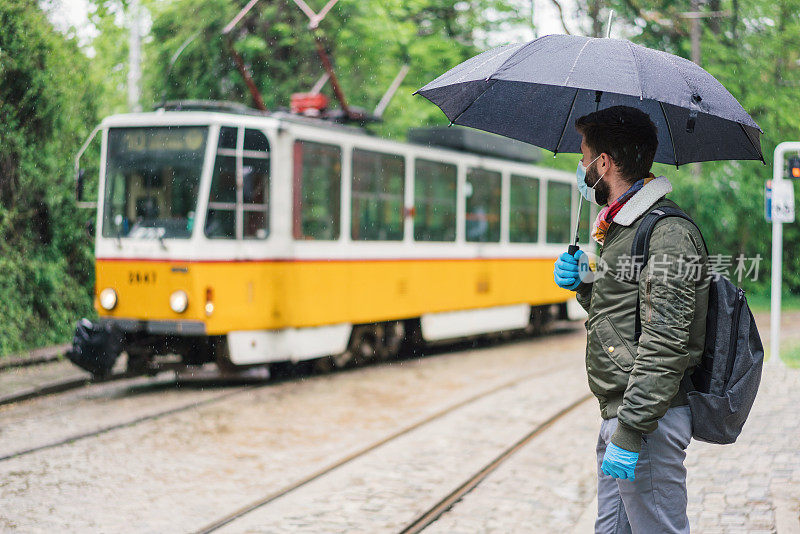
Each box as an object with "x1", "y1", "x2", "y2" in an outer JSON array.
[{"x1": 129, "y1": 271, "x2": 157, "y2": 284}]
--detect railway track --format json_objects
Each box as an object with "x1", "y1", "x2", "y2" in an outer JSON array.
[
  {"x1": 193, "y1": 370, "x2": 590, "y2": 534},
  {"x1": 1, "y1": 326, "x2": 591, "y2": 532},
  {"x1": 399, "y1": 394, "x2": 592, "y2": 534},
  {"x1": 0, "y1": 325, "x2": 574, "y2": 409},
  {"x1": 0, "y1": 371, "x2": 135, "y2": 408},
  {"x1": 1, "y1": 341, "x2": 570, "y2": 464},
  {"x1": 0, "y1": 382, "x2": 259, "y2": 463}
]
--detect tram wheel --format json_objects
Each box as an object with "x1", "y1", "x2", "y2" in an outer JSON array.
[
  {"x1": 397, "y1": 319, "x2": 424, "y2": 359},
  {"x1": 125, "y1": 348, "x2": 153, "y2": 376},
  {"x1": 312, "y1": 355, "x2": 336, "y2": 374},
  {"x1": 212, "y1": 336, "x2": 239, "y2": 374},
  {"x1": 268, "y1": 361, "x2": 297, "y2": 379},
  {"x1": 526, "y1": 306, "x2": 550, "y2": 337},
  {"x1": 382, "y1": 321, "x2": 406, "y2": 360},
  {"x1": 334, "y1": 325, "x2": 382, "y2": 368}
]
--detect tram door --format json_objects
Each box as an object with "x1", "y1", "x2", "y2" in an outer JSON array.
[{"x1": 202, "y1": 126, "x2": 273, "y2": 331}]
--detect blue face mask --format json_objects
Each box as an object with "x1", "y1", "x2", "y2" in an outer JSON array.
[{"x1": 576, "y1": 155, "x2": 606, "y2": 205}]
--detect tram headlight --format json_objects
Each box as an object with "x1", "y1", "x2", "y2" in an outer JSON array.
[
  {"x1": 169, "y1": 290, "x2": 189, "y2": 314},
  {"x1": 99, "y1": 288, "x2": 118, "y2": 311}
]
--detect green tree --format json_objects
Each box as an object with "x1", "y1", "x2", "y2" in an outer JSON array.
[
  {"x1": 0, "y1": 0, "x2": 98, "y2": 355},
  {"x1": 559, "y1": 0, "x2": 800, "y2": 295},
  {"x1": 143, "y1": 0, "x2": 524, "y2": 139}
]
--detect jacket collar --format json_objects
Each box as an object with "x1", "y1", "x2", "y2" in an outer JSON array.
[{"x1": 612, "y1": 175, "x2": 673, "y2": 226}]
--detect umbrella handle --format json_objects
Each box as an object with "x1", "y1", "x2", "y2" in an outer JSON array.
[{"x1": 569, "y1": 194, "x2": 584, "y2": 256}]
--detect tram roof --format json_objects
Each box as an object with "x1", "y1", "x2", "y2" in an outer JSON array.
[{"x1": 100, "y1": 102, "x2": 558, "y2": 175}]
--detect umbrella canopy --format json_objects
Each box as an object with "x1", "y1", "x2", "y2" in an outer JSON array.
[{"x1": 414, "y1": 34, "x2": 763, "y2": 167}]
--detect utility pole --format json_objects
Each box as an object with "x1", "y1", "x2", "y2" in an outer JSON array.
[
  {"x1": 128, "y1": 0, "x2": 142, "y2": 112},
  {"x1": 679, "y1": 3, "x2": 729, "y2": 176},
  {"x1": 690, "y1": 0, "x2": 702, "y2": 67}
]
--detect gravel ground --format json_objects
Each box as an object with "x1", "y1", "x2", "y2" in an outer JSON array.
[
  {"x1": 0, "y1": 326, "x2": 587, "y2": 533},
  {"x1": 1, "y1": 310, "x2": 797, "y2": 533}
]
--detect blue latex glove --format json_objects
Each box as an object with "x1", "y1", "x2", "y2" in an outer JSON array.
[
  {"x1": 602, "y1": 442, "x2": 639, "y2": 481},
  {"x1": 553, "y1": 249, "x2": 584, "y2": 290}
]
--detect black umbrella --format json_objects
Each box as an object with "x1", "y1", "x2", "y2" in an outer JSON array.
[{"x1": 414, "y1": 34, "x2": 763, "y2": 251}]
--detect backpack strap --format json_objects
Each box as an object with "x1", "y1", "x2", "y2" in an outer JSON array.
[{"x1": 632, "y1": 206, "x2": 706, "y2": 344}]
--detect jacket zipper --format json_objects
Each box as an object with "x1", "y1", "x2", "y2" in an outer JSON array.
[
  {"x1": 645, "y1": 275, "x2": 652, "y2": 323},
  {"x1": 724, "y1": 288, "x2": 745, "y2": 386}
]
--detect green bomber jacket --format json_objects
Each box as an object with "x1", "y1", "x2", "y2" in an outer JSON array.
[{"x1": 575, "y1": 176, "x2": 710, "y2": 453}]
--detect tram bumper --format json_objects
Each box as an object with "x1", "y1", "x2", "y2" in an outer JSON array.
[{"x1": 94, "y1": 317, "x2": 207, "y2": 336}]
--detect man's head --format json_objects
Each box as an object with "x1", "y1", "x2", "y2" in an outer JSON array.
[{"x1": 575, "y1": 106, "x2": 658, "y2": 205}]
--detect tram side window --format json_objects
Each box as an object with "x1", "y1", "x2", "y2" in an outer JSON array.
[
  {"x1": 243, "y1": 156, "x2": 269, "y2": 238},
  {"x1": 509, "y1": 174, "x2": 539, "y2": 243},
  {"x1": 465, "y1": 168, "x2": 501, "y2": 243},
  {"x1": 218, "y1": 126, "x2": 237, "y2": 149},
  {"x1": 205, "y1": 127, "x2": 270, "y2": 239},
  {"x1": 293, "y1": 140, "x2": 341, "y2": 240},
  {"x1": 414, "y1": 159, "x2": 456, "y2": 242},
  {"x1": 351, "y1": 148, "x2": 404, "y2": 241},
  {"x1": 206, "y1": 156, "x2": 236, "y2": 238},
  {"x1": 546, "y1": 181, "x2": 572, "y2": 243}
]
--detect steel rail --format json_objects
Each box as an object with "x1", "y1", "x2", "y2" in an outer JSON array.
[
  {"x1": 398, "y1": 394, "x2": 593, "y2": 534},
  {"x1": 193, "y1": 361, "x2": 573, "y2": 534}
]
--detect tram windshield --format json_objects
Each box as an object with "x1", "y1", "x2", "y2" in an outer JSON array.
[{"x1": 102, "y1": 126, "x2": 208, "y2": 239}]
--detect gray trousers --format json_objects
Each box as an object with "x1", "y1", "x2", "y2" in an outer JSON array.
[{"x1": 595, "y1": 405, "x2": 692, "y2": 534}]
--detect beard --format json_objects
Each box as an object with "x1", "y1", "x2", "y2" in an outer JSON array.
[{"x1": 586, "y1": 164, "x2": 611, "y2": 206}]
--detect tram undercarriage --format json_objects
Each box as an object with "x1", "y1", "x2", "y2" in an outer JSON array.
[{"x1": 67, "y1": 304, "x2": 563, "y2": 379}]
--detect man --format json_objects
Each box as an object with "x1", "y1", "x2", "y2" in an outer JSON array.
[{"x1": 553, "y1": 106, "x2": 710, "y2": 533}]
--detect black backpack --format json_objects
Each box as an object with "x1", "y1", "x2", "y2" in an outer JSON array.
[{"x1": 631, "y1": 206, "x2": 764, "y2": 444}]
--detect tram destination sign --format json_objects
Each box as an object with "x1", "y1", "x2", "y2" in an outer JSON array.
[{"x1": 111, "y1": 127, "x2": 207, "y2": 155}]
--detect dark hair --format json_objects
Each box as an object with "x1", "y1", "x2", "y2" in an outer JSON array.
[{"x1": 575, "y1": 106, "x2": 658, "y2": 183}]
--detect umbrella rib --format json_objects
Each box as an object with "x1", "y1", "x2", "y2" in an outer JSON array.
[
  {"x1": 563, "y1": 39, "x2": 591, "y2": 86},
  {"x1": 626, "y1": 42, "x2": 643, "y2": 100},
  {"x1": 553, "y1": 88, "x2": 580, "y2": 155},
  {"x1": 738, "y1": 122, "x2": 765, "y2": 164},
  {"x1": 452, "y1": 45, "x2": 520, "y2": 85},
  {"x1": 448, "y1": 80, "x2": 497, "y2": 125},
  {"x1": 659, "y1": 101, "x2": 679, "y2": 169}
]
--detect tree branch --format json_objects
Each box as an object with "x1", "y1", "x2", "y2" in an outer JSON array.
[{"x1": 548, "y1": 0, "x2": 571, "y2": 35}]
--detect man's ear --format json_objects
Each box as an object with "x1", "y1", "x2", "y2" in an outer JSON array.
[{"x1": 600, "y1": 153, "x2": 613, "y2": 173}]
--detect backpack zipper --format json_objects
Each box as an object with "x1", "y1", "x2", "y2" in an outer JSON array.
[{"x1": 724, "y1": 288, "x2": 745, "y2": 385}]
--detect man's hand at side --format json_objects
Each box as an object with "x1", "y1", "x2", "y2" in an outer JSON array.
[{"x1": 601, "y1": 442, "x2": 639, "y2": 480}]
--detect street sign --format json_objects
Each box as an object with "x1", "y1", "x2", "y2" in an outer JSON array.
[
  {"x1": 765, "y1": 180, "x2": 772, "y2": 222},
  {"x1": 771, "y1": 179, "x2": 795, "y2": 223},
  {"x1": 770, "y1": 142, "x2": 800, "y2": 369}
]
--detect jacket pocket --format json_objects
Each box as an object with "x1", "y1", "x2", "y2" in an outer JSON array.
[{"x1": 594, "y1": 315, "x2": 635, "y2": 371}]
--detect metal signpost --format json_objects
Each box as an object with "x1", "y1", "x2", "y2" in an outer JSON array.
[{"x1": 769, "y1": 142, "x2": 799, "y2": 366}]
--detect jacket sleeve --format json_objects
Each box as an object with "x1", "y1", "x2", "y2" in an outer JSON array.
[
  {"x1": 575, "y1": 281, "x2": 592, "y2": 313},
  {"x1": 611, "y1": 220, "x2": 701, "y2": 453}
]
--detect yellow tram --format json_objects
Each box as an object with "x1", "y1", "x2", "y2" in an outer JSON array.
[{"x1": 69, "y1": 101, "x2": 592, "y2": 377}]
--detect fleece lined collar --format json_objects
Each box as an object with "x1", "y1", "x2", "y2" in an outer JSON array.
[{"x1": 612, "y1": 175, "x2": 673, "y2": 226}]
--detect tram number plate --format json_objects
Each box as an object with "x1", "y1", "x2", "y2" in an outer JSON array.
[{"x1": 129, "y1": 271, "x2": 157, "y2": 284}]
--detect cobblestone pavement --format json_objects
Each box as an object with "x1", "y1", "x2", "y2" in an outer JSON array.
[
  {"x1": 3, "y1": 314, "x2": 798, "y2": 533},
  {"x1": 420, "y1": 365, "x2": 800, "y2": 534},
  {"x1": 0, "y1": 328, "x2": 587, "y2": 532},
  {"x1": 425, "y1": 391, "x2": 601, "y2": 534},
  {"x1": 684, "y1": 363, "x2": 800, "y2": 534},
  {"x1": 216, "y1": 368, "x2": 590, "y2": 533},
  {"x1": 0, "y1": 359, "x2": 89, "y2": 397}
]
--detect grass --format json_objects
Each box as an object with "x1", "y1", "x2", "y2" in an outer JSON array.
[
  {"x1": 780, "y1": 341, "x2": 800, "y2": 369},
  {"x1": 746, "y1": 293, "x2": 800, "y2": 313}
]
